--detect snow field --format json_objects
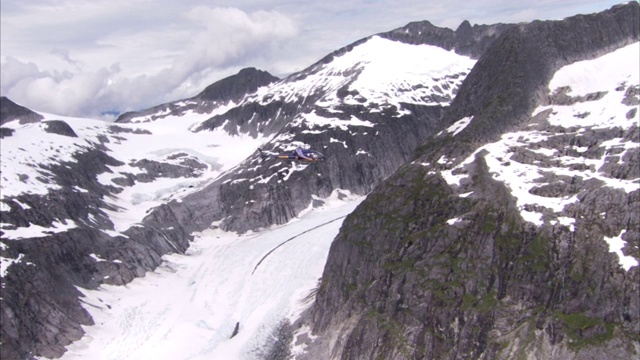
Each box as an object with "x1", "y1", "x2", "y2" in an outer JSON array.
[
  {"x1": 59, "y1": 196, "x2": 363, "y2": 360},
  {"x1": 254, "y1": 36, "x2": 475, "y2": 112}
]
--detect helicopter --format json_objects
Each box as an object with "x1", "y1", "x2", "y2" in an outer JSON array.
[{"x1": 258, "y1": 147, "x2": 325, "y2": 163}]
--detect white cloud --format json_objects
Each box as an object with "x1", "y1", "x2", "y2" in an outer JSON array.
[
  {"x1": 1, "y1": 4, "x2": 298, "y2": 117},
  {"x1": 0, "y1": 57, "x2": 43, "y2": 91},
  {"x1": 1, "y1": 60, "x2": 116, "y2": 116},
  {"x1": 174, "y1": 6, "x2": 297, "y2": 78}
]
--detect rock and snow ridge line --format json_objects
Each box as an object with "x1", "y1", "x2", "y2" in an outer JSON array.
[
  {"x1": 1, "y1": 35, "x2": 475, "y2": 230},
  {"x1": 122, "y1": 36, "x2": 476, "y2": 126}
]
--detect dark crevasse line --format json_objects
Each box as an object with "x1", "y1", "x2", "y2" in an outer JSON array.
[{"x1": 251, "y1": 215, "x2": 347, "y2": 275}]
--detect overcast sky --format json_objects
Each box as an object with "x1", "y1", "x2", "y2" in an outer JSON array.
[{"x1": 0, "y1": 0, "x2": 629, "y2": 119}]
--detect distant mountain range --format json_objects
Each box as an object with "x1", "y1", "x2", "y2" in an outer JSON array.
[{"x1": 1, "y1": 2, "x2": 638, "y2": 359}]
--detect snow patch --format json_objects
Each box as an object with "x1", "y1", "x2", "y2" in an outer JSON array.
[
  {"x1": 1, "y1": 253, "x2": 25, "y2": 277},
  {"x1": 444, "y1": 116, "x2": 473, "y2": 136},
  {"x1": 446, "y1": 217, "x2": 462, "y2": 225},
  {"x1": 603, "y1": 230, "x2": 638, "y2": 271},
  {"x1": 1, "y1": 220, "x2": 77, "y2": 240},
  {"x1": 300, "y1": 111, "x2": 375, "y2": 131}
]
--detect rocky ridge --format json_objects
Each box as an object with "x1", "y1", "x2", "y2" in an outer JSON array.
[
  {"x1": 0, "y1": 97, "x2": 43, "y2": 126},
  {"x1": 114, "y1": 67, "x2": 280, "y2": 124}
]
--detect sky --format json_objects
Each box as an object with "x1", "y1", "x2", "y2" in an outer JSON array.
[{"x1": 0, "y1": 0, "x2": 631, "y2": 119}]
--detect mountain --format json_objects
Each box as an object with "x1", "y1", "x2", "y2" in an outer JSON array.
[
  {"x1": 0, "y1": 2, "x2": 638, "y2": 359},
  {"x1": 293, "y1": 3, "x2": 640, "y2": 360},
  {"x1": 114, "y1": 67, "x2": 280, "y2": 123}
]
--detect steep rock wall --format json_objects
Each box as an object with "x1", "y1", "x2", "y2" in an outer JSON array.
[{"x1": 300, "y1": 3, "x2": 640, "y2": 359}]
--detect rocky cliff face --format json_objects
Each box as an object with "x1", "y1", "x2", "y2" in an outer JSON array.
[
  {"x1": 0, "y1": 129, "x2": 193, "y2": 359},
  {"x1": 296, "y1": 3, "x2": 640, "y2": 359}
]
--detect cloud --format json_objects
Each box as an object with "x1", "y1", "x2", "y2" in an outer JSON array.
[
  {"x1": 51, "y1": 48, "x2": 83, "y2": 69},
  {"x1": 0, "y1": 57, "x2": 43, "y2": 91},
  {"x1": 174, "y1": 6, "x2": 297, "y2": 78},
  {"x1": 1, "y1": 57, "x2": 118, "y2": 116},
  {"x1": 1, "y1": 5, "x2": 298, "y2": 118}
]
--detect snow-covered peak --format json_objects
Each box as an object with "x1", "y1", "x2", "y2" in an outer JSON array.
[{"x1": 251, "y1": 36, "x2": 475, "y2": 112}]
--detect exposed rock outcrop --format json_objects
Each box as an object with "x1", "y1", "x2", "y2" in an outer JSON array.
[
  {"x1": 379, "y1": 19, "x2": 514, "y2": 59},
  {"x1": 42, "y1": 120, "x2": 78, "y2": 137},
  {"x1": 442, "y1": 1, "x2": 639, "y2": 145},
  {"x1": 1, "y1": 97, "x2": 43, "y2": 125}
]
